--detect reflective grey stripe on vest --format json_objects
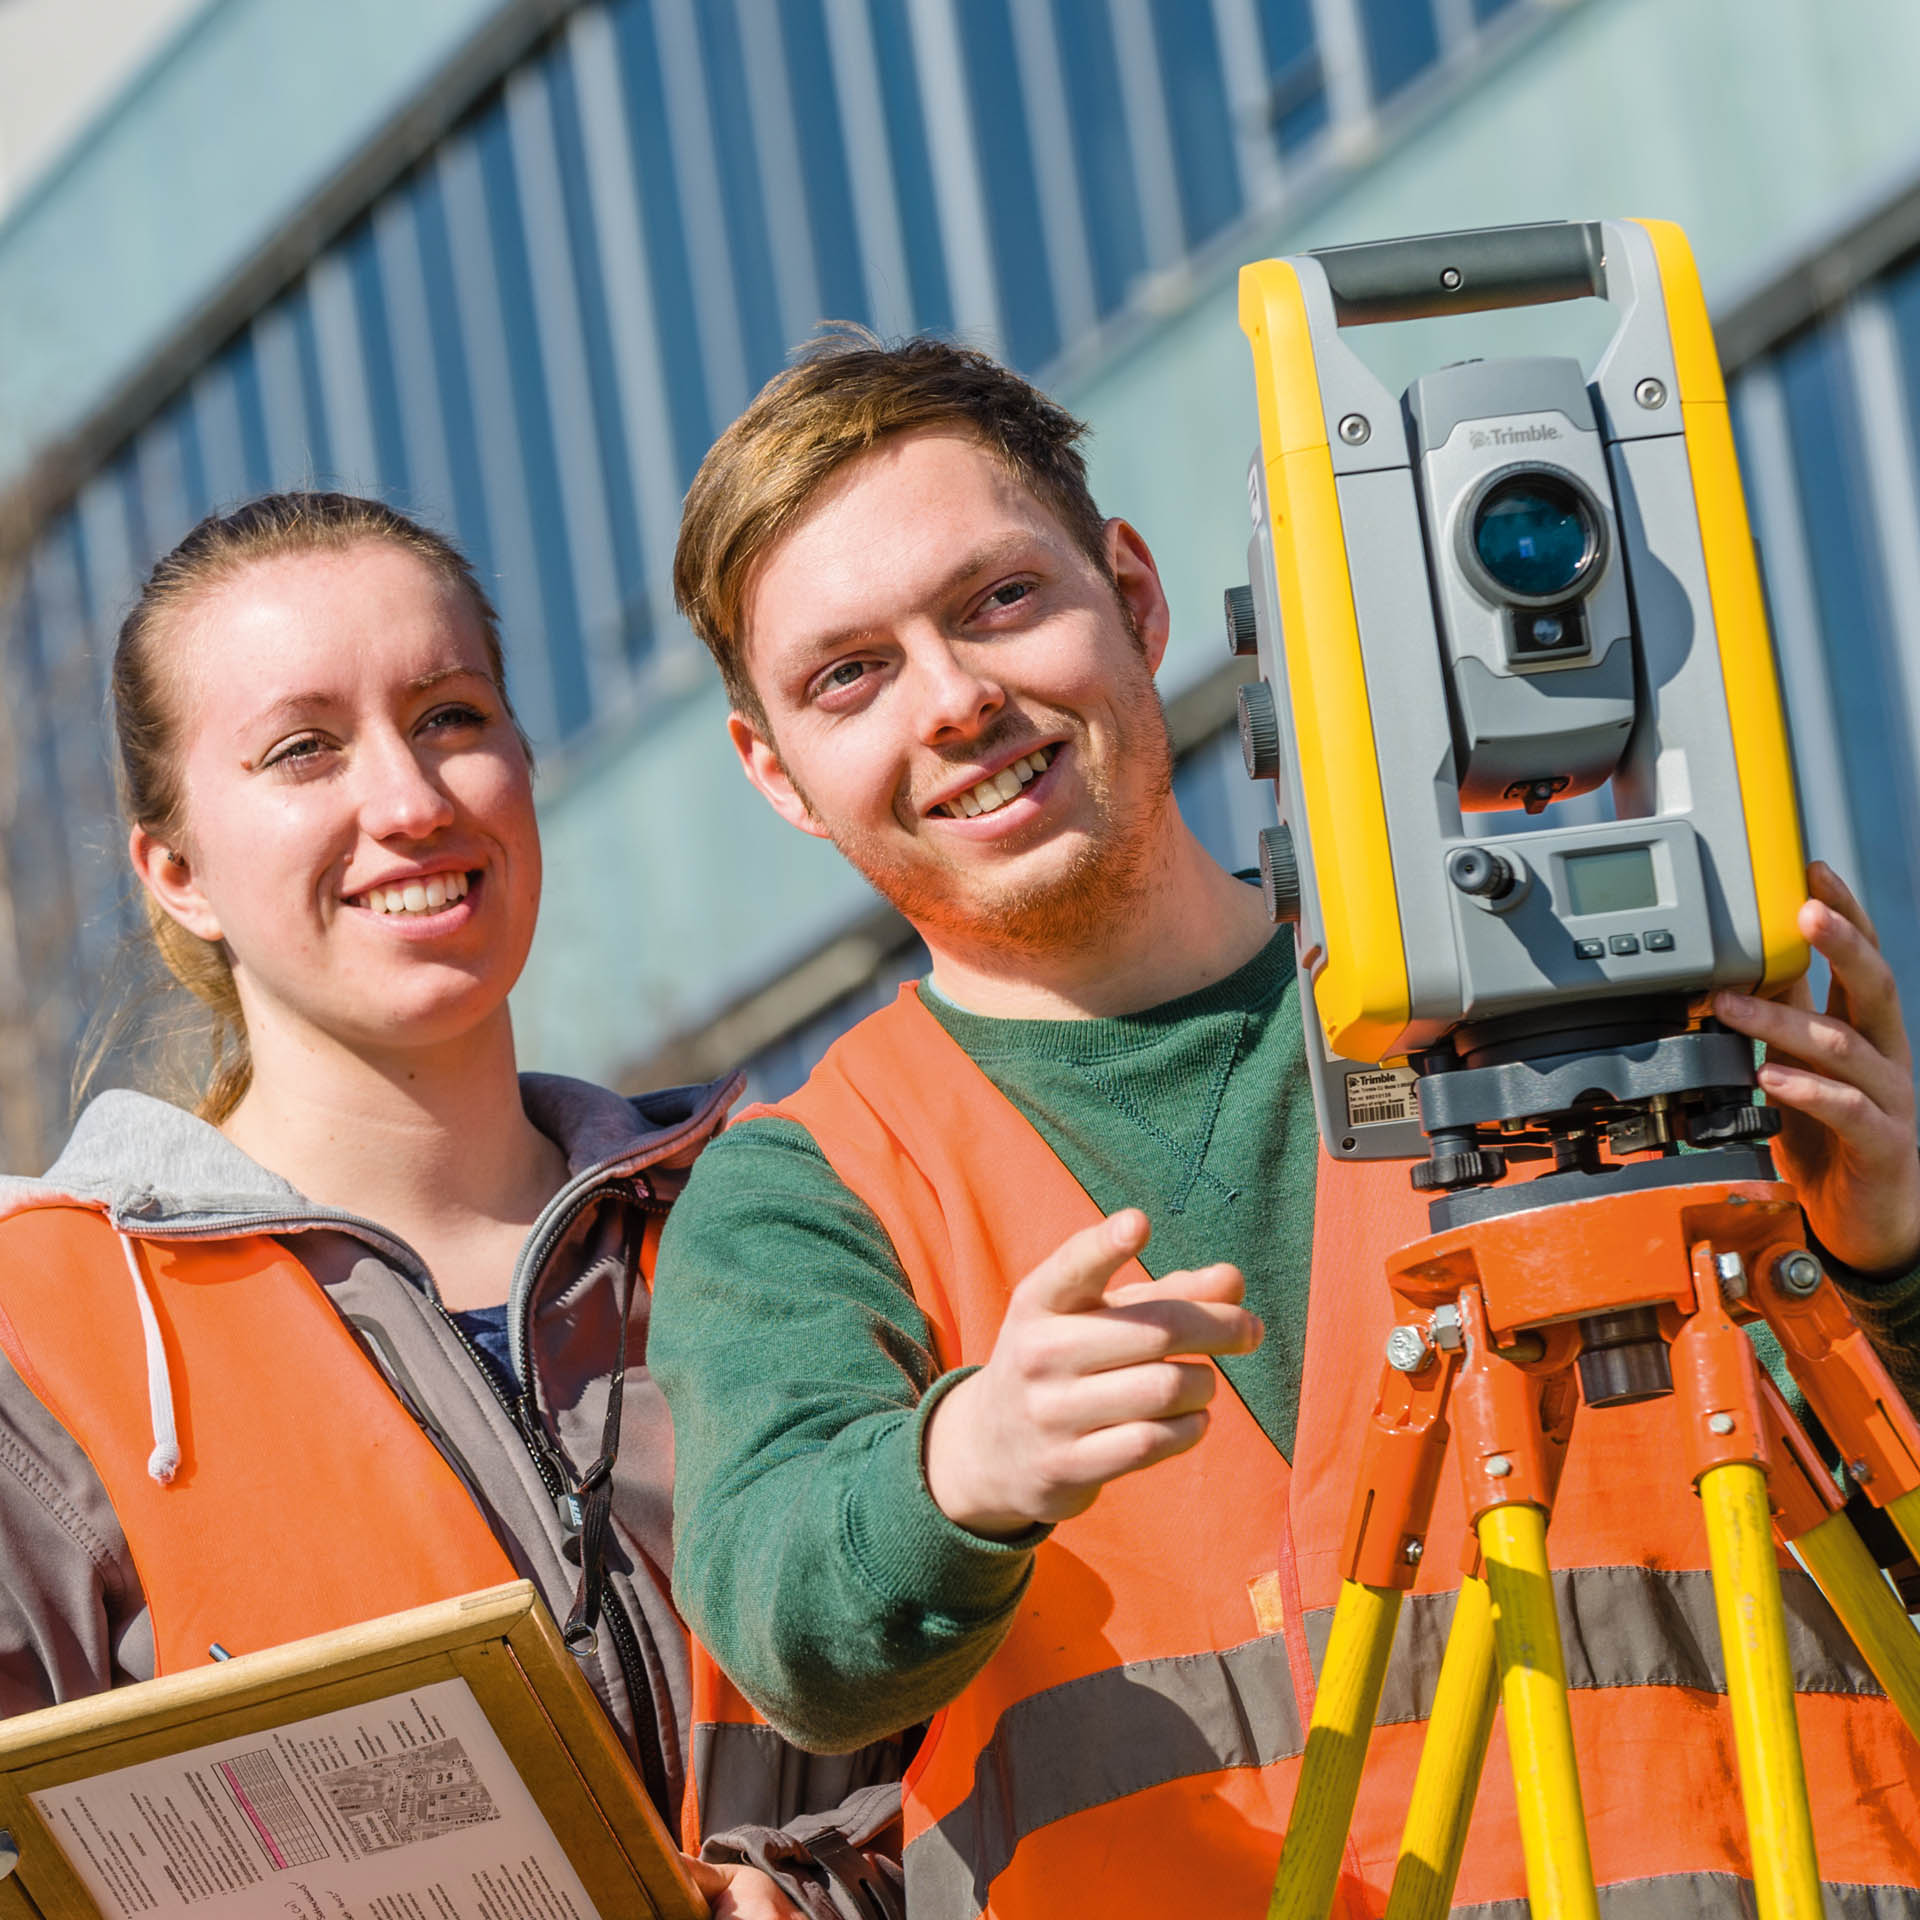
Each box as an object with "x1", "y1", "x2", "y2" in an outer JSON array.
[
  {"x1": 904, "y1": 1566, "x2": 1890, "y2": 1917},
  {"x1": 690, "y1": 1721, "x2": 906, "y2": 1839},
  {"x1": 1457, "y1": 1869, "x2": 1920, "y2": 1920},
  {"x1": 1303, "y1": 1565, "x2": 1882, "y2": 1729},
  {"x1": 902, "y1": 1630, "x2": 1304, "y2": 1919}
]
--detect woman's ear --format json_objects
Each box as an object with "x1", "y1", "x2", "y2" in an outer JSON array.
[{"x1": 129, "y1": 826, "x2": 224, "y2": 943}]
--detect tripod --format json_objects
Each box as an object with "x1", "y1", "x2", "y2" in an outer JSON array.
[{"x1": 1267, "y1": 1007, "x2": 1920, "y2": 1920}]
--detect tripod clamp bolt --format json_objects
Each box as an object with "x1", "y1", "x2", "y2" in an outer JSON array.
[
  {"x1": 1772, "y1": 1249, "x2": 1825, "y2": 1298},
  {"x1": 1385, "y1": 1324, "x2": 1433, "y2": 1373},
  {"x1": 1430, "y1": 1303, "x2": 1465, "y2": 1351},
  {"x1": 1714, "y1": 1251, "x2": 1749, "y2": 1301}
]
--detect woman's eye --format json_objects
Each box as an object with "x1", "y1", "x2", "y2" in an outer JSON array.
[
  {"x1": 420, "y1": 701, "x2": 490, "y2": 736},
  {"x1": 262, "y1": 733, "x2": 332, "y2": 772}
]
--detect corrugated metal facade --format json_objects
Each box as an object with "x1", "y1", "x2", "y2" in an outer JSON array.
[{"x1": 0, "y1": 0, "x2": 1535, "y2": 1156}]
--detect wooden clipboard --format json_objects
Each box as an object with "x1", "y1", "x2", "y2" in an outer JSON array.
[{"x1": 0, "y1": 1582, "x2": 705, "y2": 1920}]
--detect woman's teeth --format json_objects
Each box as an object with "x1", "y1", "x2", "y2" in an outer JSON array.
[
  {"x1": 358, "y1": 871, "x2": 470, "y2": 916},
  {"x1": 938, "y1": 747, "x2": 1056, "y2": 819}
]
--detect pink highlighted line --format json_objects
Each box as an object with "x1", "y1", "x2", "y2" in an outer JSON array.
[{"x1": 217, "y1": 1761, "x2": 287, "y2": 1870}]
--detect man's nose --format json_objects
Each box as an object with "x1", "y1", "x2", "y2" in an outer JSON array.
[{"x1": 907, "y1": 636, "x2": 1005, "y2": 743}]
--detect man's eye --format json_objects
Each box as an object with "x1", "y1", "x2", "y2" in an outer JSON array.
[
  {"x1": 819, "y1": 661, "x2": 869, "y2": 694},
  {"x1": 984, "y1": 581, "x2": 1032, "y2": 612}
]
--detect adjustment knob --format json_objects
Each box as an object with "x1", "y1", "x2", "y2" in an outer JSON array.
[
  {"x1": 1259, "y1": 823, "x2": 1300, "y2": 924},
  {"x1": 1447, "y1": 845, "x2": 1515, "y2": 901},
  {"x1": 1224, "y1": 584, "x2": 1258, "y2": 658},
  {"x1": 1687, "y1": 1102, "x2": 1782, "y2": 1147},
  {"x1": 1238, "y1": 680, "x2": 1281, "y2": 781},
  {"x1": 1409, "y1": 1145, "x2": 1507, "y2": 1193}
]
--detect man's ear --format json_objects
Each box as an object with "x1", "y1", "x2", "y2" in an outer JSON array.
[
  {"x1": 1104, "y1": 518, "x2": 1172, "y2": 673},
  {"x1": 128, "y1": 826, "x2": 225, "y2": 942},
  {"x1": 726, "y1": 712, "x2": 833, "y2": 841}
]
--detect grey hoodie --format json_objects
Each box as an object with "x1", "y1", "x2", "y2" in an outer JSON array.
[{"x1": 0, "y1": 1076, "x2": 903, "y2": 1909}]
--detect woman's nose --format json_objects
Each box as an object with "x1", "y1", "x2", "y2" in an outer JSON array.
[{"x1": 359, "y1": 738, "x2": 457, "y2": 840}]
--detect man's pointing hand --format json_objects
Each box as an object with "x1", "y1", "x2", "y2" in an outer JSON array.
[{"x1": 922, "y1": 1209, "x2": 1263, "y2": 1539}]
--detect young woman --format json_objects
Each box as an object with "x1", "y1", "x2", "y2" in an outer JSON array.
[{"x1": 0, "y1": 495, "x2": 900, "y2": 1919}]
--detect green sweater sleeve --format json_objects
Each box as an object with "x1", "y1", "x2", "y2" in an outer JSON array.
[
  {"x1": 1823, "y1": 1247, "x2": 1920, "y2": 1415},
  {"x1": 649, "y1": 1116, "x2": 1043, "y2": 1753}
]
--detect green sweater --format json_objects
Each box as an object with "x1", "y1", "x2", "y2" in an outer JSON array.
[{"x1": 649, "y1": 934, "x2": 1920, "y2": 1753}]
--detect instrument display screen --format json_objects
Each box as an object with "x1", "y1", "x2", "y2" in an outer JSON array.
[{"x1": 1564, "y1": 846, "x2": 1658, "y2": 916}]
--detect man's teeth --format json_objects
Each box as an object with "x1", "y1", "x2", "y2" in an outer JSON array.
[
  {"x1": 359, "y1": 871, "x2": 471, "y2": 916},
  {"x1": 940, "y1": 749, "x2": 1055, "y2": 819}
]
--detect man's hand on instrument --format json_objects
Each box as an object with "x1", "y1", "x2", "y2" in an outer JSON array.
[
  {"x1": 1713, "y1": 861, "x2": 1920, "y2": 1276},
  {"x1": 922, "y1": 1209, "x2": 1263, "y2": 1539}
]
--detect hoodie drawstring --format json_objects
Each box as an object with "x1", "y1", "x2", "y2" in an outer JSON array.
[{"x1": 118, "y1": 1234, "x2": 181, "y2": 1484}]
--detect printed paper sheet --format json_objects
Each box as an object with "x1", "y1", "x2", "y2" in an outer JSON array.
[{"x1": 30, "y1": 1677, "x2": 604, "y2": 1920}]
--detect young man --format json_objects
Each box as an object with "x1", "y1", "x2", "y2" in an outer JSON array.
[{"x1": 651, "y1": 335, "x2": 1920, "y2": 1918}]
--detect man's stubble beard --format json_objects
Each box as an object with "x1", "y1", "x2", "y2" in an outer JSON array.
[{"x1": 786, "y1": 664, "x2": 1177, "y2": 962}]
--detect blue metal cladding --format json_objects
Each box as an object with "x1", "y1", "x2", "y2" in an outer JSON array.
[
  {"x1": 1764, "y1": 323, "x2": 1920, "y2": 1019},
  {"x1": 1257, "y1": 0, "x2": 1329, "y2": 151},
  {"x1": 407, "y1": 169, "x2": 498, "y2": 577},
  {"x1": 2, "y1": 0, "x2": 1589, "y2": 1141},
  {"x1": 1146, "y1": 0, "x2": 1242, "y2": 249},
  {"x1": 606, "y1": 0, "x2": 714, "y2": 486},
  {"x1": 344, "y1": 218, "x2": 413, "y2": 504},
  {"x1": 780, "y1": 0, "x2": 870, "y2": 332},
  {"x1": 1051, "y1": 0, "x2": 1147, "y2": 318},
  {"x1": 222, "y1": 334, "x2": 277, "y2": 499},
  {"x1": 694, "y1": 0, "x2": 789, "y2": 393},
  {"x1": 541, "y1": 44, "x2": 653, "y2": 664},
  {"x1": 1358, "y1": 0, "x2": 1441, "y2": 101},
  {"x1": 474, "y1": 99, "x2": 594, "y2": 739},
  {"x1": 956, "y1": 0, "x2": 1061, "y2": 372},
  {"x1": 864, "y1": 0, "x2": 953, "y2": 336}
]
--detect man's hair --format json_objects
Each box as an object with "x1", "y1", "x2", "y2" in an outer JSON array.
[{"x1": 674, "y1": 330, "x2": 1109, "y2": 723}]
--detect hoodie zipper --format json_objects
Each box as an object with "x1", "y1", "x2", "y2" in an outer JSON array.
[{"x1": 429, "y1": 1207, "x2": 676, "y2": 1822}]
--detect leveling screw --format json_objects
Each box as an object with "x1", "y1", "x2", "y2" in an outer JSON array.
[{"x1": 1773, "y1": 1249, "x2": 1824, "y2": 1298}]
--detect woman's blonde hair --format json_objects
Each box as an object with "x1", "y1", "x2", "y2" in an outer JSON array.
[{"x1": 97, "y1": 491, "x2": 521, "y2": 1123}]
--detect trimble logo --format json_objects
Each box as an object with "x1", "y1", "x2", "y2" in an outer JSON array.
[{"x1": 1468, "y1": 421, "x2": 1563, "y2": 449}]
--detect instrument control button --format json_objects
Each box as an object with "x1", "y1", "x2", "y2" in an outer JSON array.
[
  {"x1": 1609, "y1": 933, "x2": 1641, "y2": 955},
  {"x1": 1574, "y1": 938, "x2": 1605, "y2": 959},
  {"x1": 1643, "y1": 928, "x2": 1675, "y2": 952}
]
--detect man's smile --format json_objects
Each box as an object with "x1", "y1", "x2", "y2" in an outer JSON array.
[{"x1": 928, "y1": 742, "x2": 1064, "y2": 821}]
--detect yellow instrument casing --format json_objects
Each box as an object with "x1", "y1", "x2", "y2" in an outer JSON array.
[{"x1": 1235, "y1": 218, "x2": 1806, "y2": 1096}]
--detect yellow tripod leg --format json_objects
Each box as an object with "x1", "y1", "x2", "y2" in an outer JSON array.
[
  {"x1": 1796, "y1": 1508, "x2": 1920, "y2": 1738},
  {"x1": 1478, "y1": 1505, "x2": 1599, "y2": 1920},
  {"x1": 1268, "y1": 1580, "x2": 1402, "y2": 1920},
  {"x1": 1383, "y1": 1575, "x2": 1499, "y2": 1920},
  {"x1": 1886, "y1": 1486, "x2": 1920, "y2": 1568},
  {"x1": 1700, "y1": 1461, "x2": 1822, "y2": 1920}
]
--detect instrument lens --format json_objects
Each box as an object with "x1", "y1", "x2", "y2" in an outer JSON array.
[{"x1": 1473, "y1": 476, "x2": 1593, "y2": 599}]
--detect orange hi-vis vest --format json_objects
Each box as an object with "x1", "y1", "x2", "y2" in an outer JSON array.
[
  {"x1": 0, "y1": 1202, "x2": 515, "y2": 1674},
  {"x1": 694, "y1": 986, "x2": 1920, "y2": 1919}
]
